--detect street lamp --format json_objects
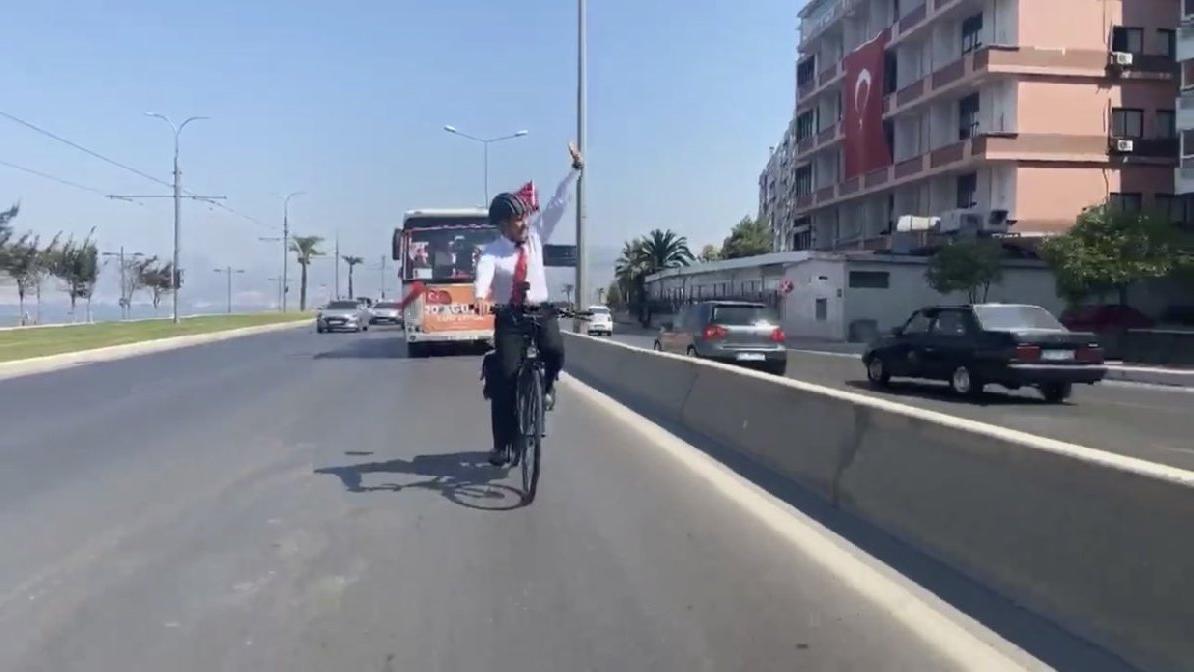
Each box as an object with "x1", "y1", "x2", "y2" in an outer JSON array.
[
  {"x1": 443, "y1": 125, "x2": 529, "y2": 203},
  {"x1": 213, "y1": 266, "x2": 246, "y2": 314},
  {"x1": 282, "y1": 191, "x2": 305, "y2": 312},
  {"x1": 145, "y1": 112, "x2": 209, "y2": 324}
]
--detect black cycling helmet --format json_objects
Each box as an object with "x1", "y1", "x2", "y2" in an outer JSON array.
[{"x1": 488, "y1": 192, "x2": 528, "y2": 226}]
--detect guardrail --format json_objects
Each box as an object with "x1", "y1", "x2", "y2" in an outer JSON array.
[{"x1": 563, "y1": 332, "x2": 1194, "y2": 672}]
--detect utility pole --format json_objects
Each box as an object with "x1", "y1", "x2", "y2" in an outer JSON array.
[
  {"x1": 379, "y1": 255, "x2": 388, "y2": 299},
  {"x1": 575, "y1": 0, "x2": 589, "y2": 315},
  {"x1": 101, "y1": 247, "x2": 145, "y2": 319},
  {"x1": 282, "y1": 191, "x2": 305, "y2": 312},
  {"x1": 214, "y1": 266, "x2": 246, "y2": 314},
  {"x1": 334, "y1": 230, "x2": 341, "y2": 300}
]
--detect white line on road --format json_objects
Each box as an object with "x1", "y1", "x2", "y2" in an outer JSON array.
[{"x1": 561, "y1": 374, "x2": 1037, "y2": 671}]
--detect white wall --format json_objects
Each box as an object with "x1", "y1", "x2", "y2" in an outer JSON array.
[
  {"x1": 842, "y1": 260, "x2": 1065, "y2": 337},
  {"x1": 781, "y1": 259, "x2": 847, "y2": 339}
]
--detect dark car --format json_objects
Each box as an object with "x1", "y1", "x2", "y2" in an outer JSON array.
[
  {"x1": 862, "y1": 304, "x2": 1105, "y2": 403},
  {"x1": 1060, "y1": 304, "x2": 1154, "y2": 332},
  {"x1": 653, "y1": 301, "x2": 788, "y2": 375}
]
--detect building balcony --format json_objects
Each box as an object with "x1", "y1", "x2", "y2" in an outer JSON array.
[
  {"x1": 1177, "y1": 157, "x2": 1194, "y2": 195},
  {"x1": 792, "y1": 122, "x2": 844, "y2": 161},
  {"x1": 791, "y1": 132, "x2": 1175, "y2": 216},
  {"x1": 883, "y1": 46, "x2": 1176, "y2": 121},
  {"x1": 796, "y1": 61, "x2": 844, "y2": 112}
]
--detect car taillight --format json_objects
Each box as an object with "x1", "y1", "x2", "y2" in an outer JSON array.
[
  {"x1": 1015, "y1": 344, "x2": 1042, "y2": 362},
  {"x1": 770, "y1": 327, "x2": 786, "y2": 343},
  {"x1": 1076, "y1": 345, "x2": 1104, "y2": 363},
  {"x1": 702, "y1": 324, "x2": 727, "y2": 341}
]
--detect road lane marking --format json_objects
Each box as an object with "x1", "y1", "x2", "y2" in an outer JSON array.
[{"x1": 562, "y1": 374, "x2": 1036, "y2": 671}]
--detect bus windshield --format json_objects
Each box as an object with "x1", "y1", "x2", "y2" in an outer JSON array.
[{"x1": 401, "y1": 216, "x2": 499, "y2": 283}]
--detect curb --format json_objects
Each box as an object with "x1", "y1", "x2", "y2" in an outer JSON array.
[
  {"x1": 1104, "y1": 365, "x2": 1194, "y2": 388},
  {"x1": 0, "y1": 319, "x2": 310, "y2": 382}
]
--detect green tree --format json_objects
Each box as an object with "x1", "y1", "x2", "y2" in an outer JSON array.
[
  {"x1": 2, "y1": 233, "x2": 50, "y2": 323},
  {"x1": 1040, "y1": 204, "x2": 1194, "y2": 306},
  {"x1": 139, "y1": 260, "x2": 181, "y2": 311},
  {"x1": 0, "y1": 203, "x2": 18, "y2": 250},
  {"x1": 698, "y1": 244, "x2": 721, "y2": 263},
  {"x1": 925, "y1": 239, "x2": 1005, "y2": 303},
  {"x1": 342, "y1": 254, "x2": 364, "y2": 299},
  {"x1": 291, "y1": 235, "x2": 325, "y2": 310},
  {"x1": 605, "y1": 281, "x2": 623, "y2": 309},
  {"x1": 721, "y1": 215, "x2": 772, "y2": 259},
  {"x1": 614, "y1": 230, "x2": 693, "y2": 324},
  {"x1": 49, "y1": 229, "x2": 100, "y2": 321}
]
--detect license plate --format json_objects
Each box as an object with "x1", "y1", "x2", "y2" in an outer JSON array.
[
  {"x1": 1041, "y1": 349, "x2": 1074, "y2": 361},
  {"x1": 736, "y1": 353, "x2": 766, "y2": 362}
]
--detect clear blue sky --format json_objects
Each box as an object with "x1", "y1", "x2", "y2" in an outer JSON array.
[{"x1": 2, "y1": 0, "x2": 799, "y2": 306}]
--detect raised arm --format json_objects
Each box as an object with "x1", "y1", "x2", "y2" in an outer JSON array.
[{"x1": 535, "y1": 142, "x2": 585, "y2": 242}]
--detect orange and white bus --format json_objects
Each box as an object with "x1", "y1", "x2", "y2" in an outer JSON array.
[{"x1": 391, "y1": 208, "x2": 500, "y2": 356}]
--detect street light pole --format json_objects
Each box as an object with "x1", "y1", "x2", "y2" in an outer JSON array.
[
  {"x1": 443, "y1": 126, "x2": 529, "y2": 204},
  {"x1": 576, "y1": 0, "x2": 589, "y2": 313},
  {"x1": 379, "y1": 255, "x2": 387, "y2": 299},
  {"x1": 282, "y1": 191, "x2": 305, "y2": 312},
  {"x1": 102, "y1": 246, "x2": 145, "y2": 319},
  {"x1": 146, "y1": 113, "x2": 208, "y2": 324},
  {"x1": 214, "y1": 266, "x2": 246, "y2": 314}
]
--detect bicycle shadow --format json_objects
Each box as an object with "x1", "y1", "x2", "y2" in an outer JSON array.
[{"x1": 314, "y1": 450, "x2": 525, "y2": 511}]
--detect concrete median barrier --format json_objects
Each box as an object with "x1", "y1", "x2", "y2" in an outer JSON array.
[{"x1": 563, "y1": 332, "x2": 1194, "y2": 672}]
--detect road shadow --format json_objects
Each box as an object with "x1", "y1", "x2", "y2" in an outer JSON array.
[
  {"x1": 313, "y1": 335, "x2": 406, "y2": 360},
  {"x1": 843, "y1": 379, "x2": 1057, "y2": 407},
  {"x1": 314, "y1": 450, "x2": 525, "y2": 511}
]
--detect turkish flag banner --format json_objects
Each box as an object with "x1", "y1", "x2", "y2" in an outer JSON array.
[{"x1": 842, "y1": 29, "x2": 892, "y2": 180}]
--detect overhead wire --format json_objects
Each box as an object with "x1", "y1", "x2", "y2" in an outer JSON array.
[{"x1": 0, "y1": 157, "x2": 143, "y2": 204}]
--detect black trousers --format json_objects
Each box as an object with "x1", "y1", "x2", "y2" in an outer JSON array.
[{"x1": 489, "y1": 309, "x2": 564, "y2": 452}]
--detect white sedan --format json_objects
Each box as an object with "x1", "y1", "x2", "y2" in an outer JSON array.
[{"x1": 585, "y1": 305, "x2": 614, "y2": 336}]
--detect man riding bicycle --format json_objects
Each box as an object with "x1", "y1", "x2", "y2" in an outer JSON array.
[{"x1": 474, "y1": 142, "x2": 584, "y2": 466}]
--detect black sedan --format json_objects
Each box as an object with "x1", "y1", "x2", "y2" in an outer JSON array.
[{"x1": 862, "y1": 304, "x2": 1106, "y2": 403}]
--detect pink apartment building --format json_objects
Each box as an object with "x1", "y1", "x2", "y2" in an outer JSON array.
[{"x1": 763, "y1": 0, "x2": 1182, "y2": 251}]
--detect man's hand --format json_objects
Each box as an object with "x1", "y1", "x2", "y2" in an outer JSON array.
[{"x1": 569, "y1": 142, "x2": 584, "y2": 170}]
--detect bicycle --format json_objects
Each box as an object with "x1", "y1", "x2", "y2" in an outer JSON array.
[{"x1": 489, "y1": 300, "x2": 590, "y2": 503}]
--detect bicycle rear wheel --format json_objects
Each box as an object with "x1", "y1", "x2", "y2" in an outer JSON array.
[{"x1": 516, "y1": 367, "x2": 543, "y2": 503}]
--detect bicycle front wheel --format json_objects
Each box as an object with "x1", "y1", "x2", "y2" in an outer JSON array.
[{"x1": 517, "y1": 367, "x2": 544, "y2": 503}]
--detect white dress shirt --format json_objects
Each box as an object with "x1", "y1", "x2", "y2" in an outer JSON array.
[{"x1": 474, "y1": 169, "x2": 579, "y2": 305}]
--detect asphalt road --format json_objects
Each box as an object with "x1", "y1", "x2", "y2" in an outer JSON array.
[
  {"x1": 0, "y1": 327, "x2": 1090, "y2": 671},
  {"x1": 613, "y1": 331, "x2": 1194, "y2": 471}
]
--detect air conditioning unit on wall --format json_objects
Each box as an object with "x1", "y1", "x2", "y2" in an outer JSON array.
[
  {"x1": 1114, "y1": 138, "x2": 1135, "y2": 152},
  {"x1": 938, "y1": 209, "x2": 984, "y2": 233},
  {"x1": 1111, "y1": 51, "x2": 1134, "y2": 67}
]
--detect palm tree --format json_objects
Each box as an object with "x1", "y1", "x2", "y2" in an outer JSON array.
[
  {"x1": 638, "y1": 228, "x2": 694, "y2": 273},
  {"x1": 342, "y1": 255, "x2": 364, "y2": 299},
  {"x1": 290, "y1": 235, "x2": 325, "y2": 310}
]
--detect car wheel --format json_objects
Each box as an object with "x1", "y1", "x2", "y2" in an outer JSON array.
[
  {"x1": 865, "y1": 356, "x2": 891, "y2": 387},
  {"x1": 653, "y1": 341, "x2": 663, "y2": 351},
  {"x1": 1041, "y1": 382, "x2": 1072, "y2": 404},
  {"x1": 362, "y1": 325, "x2": 369, "y2": 332},
  {"x1": 316, "y1": 326, "x2": 324, "y2": 334},
  {"x1": 949, "y1": 365, "x2": 984, "y2": 398}
]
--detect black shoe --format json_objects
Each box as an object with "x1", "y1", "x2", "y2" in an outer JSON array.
[{"x1": 489, "y1": 447, "x2": 509, "y2": 466}]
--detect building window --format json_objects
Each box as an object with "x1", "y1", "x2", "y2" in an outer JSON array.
[
  {"x1": 1156, "y1": 110, "x2": 1176, "y2": 139},
  {"x1": 1109, "y1": 193, "x2": 1143, "y2": 213},
  {"x1": 959, "y1": 93, "x2": 980, "y2": 140},
  {"x1": 1155, "y1": 194, "x2": 1178, "y2": 223},
  {"x1": 1111, "y1": 108, "x2": 1143, "y2": 138},
  {"x1": 815, "y1": 298, "x2": 828, "y2": 321},
  {"x1": 793, "y1": 229, "x2": 812, "y2": 251},
  {"x1": 1185, "y1": 61, "x2": 1194, "y2": 89},
  {"x1": 849, "y1": 271, "x2": 890, "y2": 289},
  {"x1": 1183, "y1": 130, "x2": 1194, "y2": 157},
  {"x1": 1158, "y1": 29, "x2": 1176, "y2": 59},
  {"x1": 956, "y1": 172, "x2": 978, "y2": 208},
  {"x1": 961, "y1": 14, "x2": 984, "y2": 54},
  {"x1": 794, "y1": 164, "x2": 814, "y2": 196},
  {"x1": 796, "y1": 110, "x2": 817, "y2": 141},
  {"x1": 884, "y1": 51, "x2": 899, "y2": 95},
  {"x1": 1111, "y1": 27, "x2": 1143, "y2": 54},
  {"x1": 797, "y1": 57, "x2": 816, "y2": 88}
]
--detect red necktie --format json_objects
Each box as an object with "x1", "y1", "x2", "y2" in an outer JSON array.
[{"x1": 511, "y1": 244, "x2": 529, "y2": 305}]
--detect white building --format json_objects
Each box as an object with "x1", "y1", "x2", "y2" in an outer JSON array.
[{"x1": 645, "y1": 251, "x2": 1062, "y2": 342}]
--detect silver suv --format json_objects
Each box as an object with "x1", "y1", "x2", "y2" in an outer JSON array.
[{"x1": 653, "y1": 301, "x2": 788, "y2": 375}]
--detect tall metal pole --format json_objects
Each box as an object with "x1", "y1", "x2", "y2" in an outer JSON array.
[
  {"x1": 147, "y1": 113, "x2": 206, "y2": 325},
  {"x1": 575, "y1": 0, "x2": 589, "y2": 312},
  {"x1": 443, "y1": 127, "x2": 528, "y2": 205},
  {"x1": 118, "y1": 247, "x2": 127, "y2": 319},
  {"x1": 334, "y1": 231, "x2": 341, "y2": 299},
  {"x1": 281, "y1": 191, "x2": 304, "y2": 312},
  {"x1": 379, "y1": 255, "x2": 387, "y2": 299}
]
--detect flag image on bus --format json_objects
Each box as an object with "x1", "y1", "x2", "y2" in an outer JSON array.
[{"x1": 392, "y1": 209, "x2": 500, "y2": 356}]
